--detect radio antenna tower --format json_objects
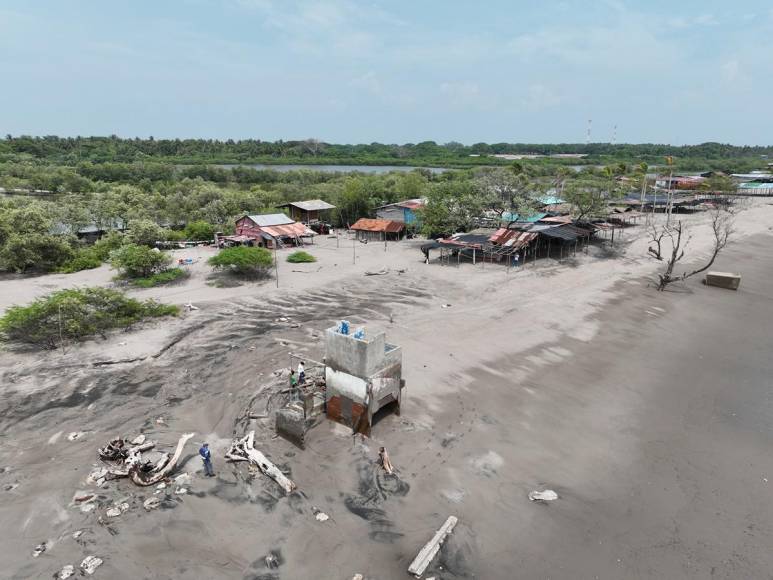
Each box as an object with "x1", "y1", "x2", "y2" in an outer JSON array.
[
  {"x1": 612, "y1": 124, "x2": 617, "y2": 145},
  {"x1": 586, "y1": 119, "x2": 592, "y2": 144}
]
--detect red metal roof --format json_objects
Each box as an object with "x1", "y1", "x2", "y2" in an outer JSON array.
[
  {"x1": 351, "y1": 218, "x2": 404, "y2": 233},
  {"x1": 397, "y1": 199, "x2": 425, "y2": 210}
]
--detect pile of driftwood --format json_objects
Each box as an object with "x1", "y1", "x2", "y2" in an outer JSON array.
[{"x1": 97, "y1": 433, "x2": 194, "y2": 487}]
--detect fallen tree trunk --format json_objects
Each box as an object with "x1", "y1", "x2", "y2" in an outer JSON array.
[
  {"x1": 129, "y1": 433, "x2": 194, "y2": 486},
  {"x1": 226, "y1": 431, "x2": 296, "y2": 494}
]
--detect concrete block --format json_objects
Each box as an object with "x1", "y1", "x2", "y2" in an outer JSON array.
[{"x1": 705, "y1": 271, "x2": 741, "y2": 290}]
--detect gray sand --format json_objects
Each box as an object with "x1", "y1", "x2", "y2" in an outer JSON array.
[{"x1": 1, "y1": 210, "x2": 772, "y2": 579}]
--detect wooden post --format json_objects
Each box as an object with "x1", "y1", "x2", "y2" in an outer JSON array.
[
  {"x1": 472, "y1": 247, "x2": 476, "y2": 265},
  {"x1": 274, "y1": 243, "x2": 279, "y2": 288}
]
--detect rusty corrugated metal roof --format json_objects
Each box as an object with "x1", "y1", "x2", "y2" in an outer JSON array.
[
  {"x1": 351, "y1": 218, "x2": 404, "y2": 233},
  {"x1": 261, "y1": 223, "x2": 314, "y2": 238}
]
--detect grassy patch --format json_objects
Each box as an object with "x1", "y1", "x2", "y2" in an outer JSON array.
[
  {"x1": 286, "y1": 250, "x2": 317, "y2": 263},
  {"x1": 129, "y1": 267, "x2": 188, "y2": 288}
]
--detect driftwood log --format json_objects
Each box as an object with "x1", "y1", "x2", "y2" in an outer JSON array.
[
  {"x1": 226, "y1": 431, "x2": 297, "y2": 494},
  {"x1": 97, "y1": 433, "x2": 194, "y2": 487}
]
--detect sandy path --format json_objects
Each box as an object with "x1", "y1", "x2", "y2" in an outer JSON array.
[{"x1": 1, "y1": 202, "x2": 772, "y2": 579}]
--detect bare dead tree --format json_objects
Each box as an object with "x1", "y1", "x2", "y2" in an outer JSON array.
[
  {"x1": 647, "y1": 222, "x2": 667, "y2": 260},
  {"x1": 650, "y1": 209, "x2": 734, "y2": 291}
]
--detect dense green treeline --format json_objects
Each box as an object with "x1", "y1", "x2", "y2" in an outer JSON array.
[{"x1": 1, "y1": 135, "x2": 771, "y2": 169}]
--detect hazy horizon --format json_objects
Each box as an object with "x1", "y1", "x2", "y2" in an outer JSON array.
[{"x1": 2, "y1": 0, "x2": 772, "y2": 145}]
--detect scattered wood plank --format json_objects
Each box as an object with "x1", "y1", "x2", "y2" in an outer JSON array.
[{"x1": 407, "y1": 515, "x2": 458, "y2": 577}]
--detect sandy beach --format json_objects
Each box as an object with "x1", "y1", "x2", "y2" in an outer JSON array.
[{"x1": 2, "y1": 202, "x2": 773, "y2": 579}]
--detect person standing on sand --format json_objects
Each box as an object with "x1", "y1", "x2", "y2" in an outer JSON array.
[
  {"x1": 199, "y1": 442, "x2": 214, "y2": 477},
  {"x1": 297, "y1": 361, "x2": 306, "y2": 384}
]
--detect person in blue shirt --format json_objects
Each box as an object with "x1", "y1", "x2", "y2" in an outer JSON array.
[{"x1": 199, "y1": 442, "x2": 214, "y2": 477}]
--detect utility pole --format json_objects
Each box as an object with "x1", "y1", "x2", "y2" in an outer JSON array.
[
  {"x1": 665, "y1": 156, "x2": 674, "y2": 225},
  {"x1": 352, "y1": 235, "x2": 356, "y2": 264}
]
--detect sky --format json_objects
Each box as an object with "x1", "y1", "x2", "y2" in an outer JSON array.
[{"x1": 1, "y1": 0, "x2": 771, "y2": 145}]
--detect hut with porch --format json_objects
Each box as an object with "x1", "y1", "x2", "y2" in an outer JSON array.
[
  {"x1": 276, "y1": 199, "x2": 336, "y2": 233},
  {"x1": 229, "y1": 213, "x2": 315, "y2": 249},
  {"x1": 350, "y1": 218, "x2": 404, "y2": 242}
]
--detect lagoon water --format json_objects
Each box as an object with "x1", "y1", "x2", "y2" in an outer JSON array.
[{"x1": 219, "y1": 163, "x2": 449, "y2": 174}]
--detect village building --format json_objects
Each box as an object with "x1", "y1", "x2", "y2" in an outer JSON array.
[
  {"x1": 226, "y1": 213, "x2": 315, "y2": 248},
  {"x1": 276, "y1": 199, "x2": 336, "y2": 233},
  {"x1": 350, "y1": 218, "x2": 405, "y2": 242},
  {"x1": 375, "y1": 198, "x2": 425, "y2": 227}
]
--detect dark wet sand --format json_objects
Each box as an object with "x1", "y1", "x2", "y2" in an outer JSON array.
[{"x1": 2, "y1": 233, "x2": 773, "y2": 579}]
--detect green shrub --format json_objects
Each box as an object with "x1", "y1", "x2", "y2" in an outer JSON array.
[
  {"x1": 183, "y1": 220, "x2": 216, "y2": 241},
  {"x1": 58, "y1": 248, "x2": 103, "y2": 273},
  {"x1": 208, "y1": 245, "x2": 272, "y2": 277},
  {"x1": 91, "y1": 231, "x2": 125, "y2": 261},
  {"x1": 0, "y1": 287, "x2": 179, "y2": 349},
  {"x1": 286, "y1": 251, "x2": 317, "y2": 263},
  {"x1": 110, "y1": 243, "x2": 172, "y2": 278},
  {"x1": 131, "y1": 267, "x2": 188, "y2": 288}
]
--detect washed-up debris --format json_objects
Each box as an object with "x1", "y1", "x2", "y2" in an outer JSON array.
[
  {"x1": 143, "y1": 497, "x2": 161, "y2": 511},
  {"x1": 130, "y1": 434, "x2": 146, "y2": 445},
  {"x1": 184, "y1": 302, "x2": 199, "y2": 311},
  {"x1": 225, "y1": 431, "x2": 296, "y2": 494},
  {"x1": 528, "y1": 489, "x2": 558, "y2": 502},
  {"x1": 312, "y1": 506, "x2": 330, "y2": 522},
  {"x1": 407, "y1": 515, "x2": 458, "y2": 577},
  {"x1": 72, "y1": 530, "x2": 84, "y2": 540},
  {"x1": 352, "y1": 575, "x2": 364, "y2": 580},
  {"x1": 73, "y1": 492, "x2": 95, "y2": 503},
  {"x1": 364, "y1": 268, "x2": 389, "y2": 276},
  {"x1": 265, "y1": 554, "x2": 279, "y2": 569},
  {"x1": 80, "y1": 555, "x2": 103, "y2": 575},
  {"x1": 55, "y1": 564, "x2": 75, "y2": 579},
  {"x1": 97, "y1": 433, "x2": 194, "y2": 487},
  {"x1": 32, "y1": 542, "x2": 47, "y2": 557},
  {"x1": 378, "y1": 447, "x2": 394, "y2": 475},
  {"x1": 67, "y1": 432, "x2": 86, "y2": 442},
  {"x1": 86, "y1": 467, "x2": 108, "y2": 484},
  {"x1": 155, "y1": 417, "x2": 166, "y2": 425},
  {"x1": 441, "y1": 303, "x2": 452, "y2": 309},
  {"x1": 105, "y1": 502, "x2": 129, "y2": 518},
  {"x1": 80, "y1": 503, "x2": 97, "y2": 514},
  {"x1": 175, "y1": 487, "x2": 188, "y2": 495}
]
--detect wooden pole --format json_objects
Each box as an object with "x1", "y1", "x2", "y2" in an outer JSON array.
[{"x1": 274, "y1": 242, "x2": 279, "y2": 288}]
